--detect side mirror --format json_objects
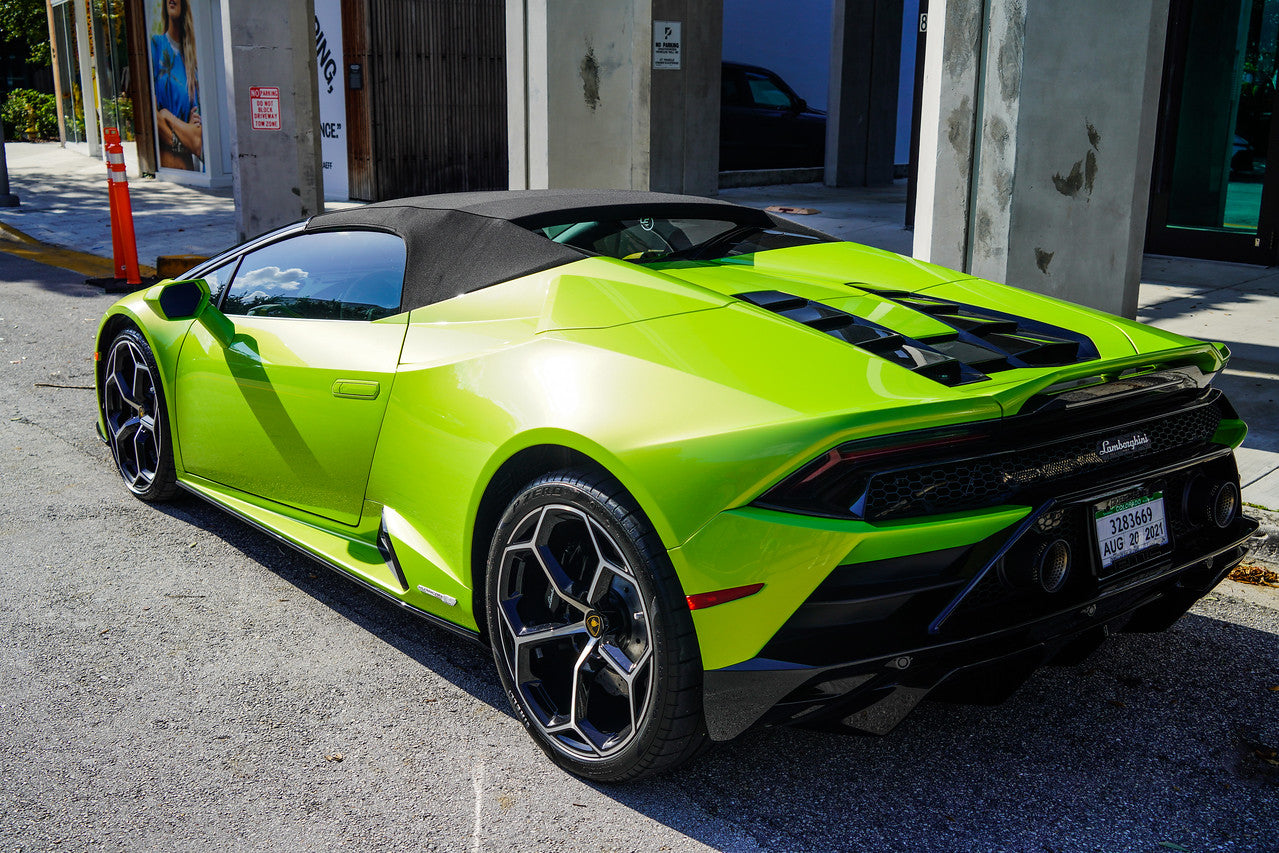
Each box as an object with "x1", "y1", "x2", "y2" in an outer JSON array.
[
  {"x1": 144, "y1": 278, "x2": 234, "y2": 345},
  {"x1": 145, "y1": 278, "x2": 210, "y2": 321}
]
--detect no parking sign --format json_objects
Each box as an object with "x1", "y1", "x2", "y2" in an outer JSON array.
[{"x1": 250, "y1": 86, "x2": 281, "y2": 130}]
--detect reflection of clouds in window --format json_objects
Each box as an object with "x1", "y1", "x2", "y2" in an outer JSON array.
[{"x1": 239, "y1": 265, "x2": 307, "y2": 292}]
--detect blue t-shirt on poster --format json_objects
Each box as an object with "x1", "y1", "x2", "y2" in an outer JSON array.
[{"x1": 150, "y1": 33, "x2": 198, "y2": 121}]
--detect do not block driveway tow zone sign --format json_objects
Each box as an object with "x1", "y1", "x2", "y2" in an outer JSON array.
[{"x1": 250, "y1": 87, "x2": 281, "y2": 131}]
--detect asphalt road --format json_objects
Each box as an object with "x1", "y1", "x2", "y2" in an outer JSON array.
[{"x1": 1, "y1": 253, "x2": 1276, "y2": 852}]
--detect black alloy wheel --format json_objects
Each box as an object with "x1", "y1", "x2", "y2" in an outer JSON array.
[
  {"x1": 486, "y1": 469, "x2": 706, "y2": 781},
  {"x1": 102, "y1": 328, "x2": 177, "y2": 501}
]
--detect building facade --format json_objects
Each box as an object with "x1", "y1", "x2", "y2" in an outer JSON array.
[
  {"x1": 44, "y1": 0, "x2": 1279, "y2": 275},
  {"x1": 47, "y1": 0, "x2": 507, "y2": 201}
]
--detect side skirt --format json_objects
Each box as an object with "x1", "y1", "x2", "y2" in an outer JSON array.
[{"x1": 174, "y1": 480, "x2": 485, "y2": 647}]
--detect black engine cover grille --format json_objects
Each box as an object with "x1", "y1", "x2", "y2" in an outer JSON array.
[{"x1": 861, "y1": 398, "x2": 1223, "y2": 521}]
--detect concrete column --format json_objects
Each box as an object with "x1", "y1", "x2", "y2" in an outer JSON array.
[
  {"x1": 220, "y1": 0, "x2": 323, "y2": 241},
  {"x1": 507, "y1": 0, "x2": 721, "y2": 195},
  {"x1": 825, "y1": 0, "x2": 903, "y2": 187},
  {"x1": 912, "y1": 0, "x2": 1168, "y2": 318}
]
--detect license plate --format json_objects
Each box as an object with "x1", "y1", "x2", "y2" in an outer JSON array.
[{"x1": 1094, "y1": 491, "x2": 1168, "y2": 569}]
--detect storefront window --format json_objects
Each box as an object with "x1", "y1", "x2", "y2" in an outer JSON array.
[
  {"x1": 90, "y1": 0, "x2": 133, "y2": 139},
  {"x1": 1165, "y1": 0, "x2": 1278, "y2": 236},
  {"x1": 51, "y1": 0, "x2": 85, "y2": 143}
]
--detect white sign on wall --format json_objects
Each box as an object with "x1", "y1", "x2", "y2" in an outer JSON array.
[
  {"x1": 653, "y1": 21, "x2": 682, "y2": 70},
  {"x1": 315, "y1": 0, "x2": 349, "y2": 201},
  {"x1": 250, "y1": 86, "x2": 280, "y2": 130}
]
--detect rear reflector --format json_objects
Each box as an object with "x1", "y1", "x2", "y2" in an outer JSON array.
[{"x1": 686, "y1": 583, "x2": 765, "y2": 611}]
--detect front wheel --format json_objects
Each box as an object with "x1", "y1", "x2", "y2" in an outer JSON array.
[
  {"x1": 101, "y1": 327, "x2": 177, "y2": 501},
  {"x1": 486, "y1": 469, "x2": 706, "y2": 781}
]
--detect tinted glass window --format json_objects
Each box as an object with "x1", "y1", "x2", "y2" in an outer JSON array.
[
  {"x1": 539, "y1": 218, "x2": 739, "y2": 262},
  {"x1": 535, "y1": 217, "x2": 831, "y2": 264},
  {"x1": 746, "y1": 72, "x2": 793, "y2": 109},
  {"x1": 222, "y1": 231, "x2": 406, "y2": 321},
  {"x1": 198, "y1": 259, "x2": 238, "y2": 303}
]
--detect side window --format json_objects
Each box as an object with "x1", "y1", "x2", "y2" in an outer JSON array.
[
  {"x1": 221, "y1": 230, "x2": 407, "y2": 321},
  {"x1": 197, "y1": 258, "x2": 239, "y2": 303},
  {"x1": 745, "y1": 72, "x2": 794, "y2": 109}
]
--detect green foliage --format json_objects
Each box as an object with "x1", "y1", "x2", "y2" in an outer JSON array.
[
  {"x1": 100, "y1": 95, "x2": 134, "y2": 139},
  {"x1": 0, "y1": 0, "x2": 51, "y2": 66},
  {"x1": 2, "y1": 88, "x2": 58, "y2": 139}
]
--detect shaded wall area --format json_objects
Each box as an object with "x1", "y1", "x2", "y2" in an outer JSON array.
[{"x1": 363, "y1": 0, "x2": 507, "y2": 200}]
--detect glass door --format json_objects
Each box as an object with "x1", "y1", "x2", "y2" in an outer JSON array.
[
  {"x1": 1148, "y1": 0, "x2": 1279, "y2": 264},
  {"x1": 51, "y1": 0, "x2": 86, "y2": 144},
  {"x1": 90, "y1": 0, "x2": 133, "y2": 140}
]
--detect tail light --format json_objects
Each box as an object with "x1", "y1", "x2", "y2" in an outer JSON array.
[{"x1": 754, "y1": 427, "x2": 987, "y2": 520}]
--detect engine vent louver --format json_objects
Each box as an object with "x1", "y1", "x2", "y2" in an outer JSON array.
[
  {"x1": 734, "y1": 288, "x2": 1100, "y2": 387},
  {"x1": 735, "y1": 290, "x2": 987, "y2": 386},
  {"x1": 858, "y1": 287, "x2": 1100, "y2": 368}
]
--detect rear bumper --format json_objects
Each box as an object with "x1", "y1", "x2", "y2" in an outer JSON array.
[{"x1": 702, "y1": 479, "x2": 1258, "y2": 742}]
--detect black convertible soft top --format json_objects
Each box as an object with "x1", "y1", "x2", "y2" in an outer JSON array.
[{"x1": 304, "y1": 189, "x2": 828, "y2": 312}]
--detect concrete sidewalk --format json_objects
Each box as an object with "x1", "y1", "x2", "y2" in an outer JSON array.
[
  {"x1": 2, "y1": 141, "x2": 1277, "y2": 516},
  {"x1": 0, "y1": 141, "x2": 236, "y2": 270}
]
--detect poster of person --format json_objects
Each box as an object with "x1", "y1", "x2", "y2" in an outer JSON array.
[{"x1": 145, "y1": 0, "x2": 204, "y2": 172}]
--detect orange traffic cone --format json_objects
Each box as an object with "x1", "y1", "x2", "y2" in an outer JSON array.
[{"x1": 104, "y1": 128, "x2": 141, "y2": 287}]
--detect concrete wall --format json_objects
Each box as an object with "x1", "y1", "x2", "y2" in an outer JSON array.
[
  {"x1": 509, "y1": 0, "x2": 649, "y2": 189},
  {"x1": 650, "y1": 0, "x2": 723, "y2": 194},
  {"x1": 913, "y1": 0, "x2": 983, "y2": 266},
  {"x1": 508, "y1": 0, "x2": 721, "y2": 194},
  {"x1": 826, "y1": 0, "x2": 903, "y2": 187},
  {"x1": 913, "y1": 0, "x2": 1168, "y2": 317},
  {"x1": 220, "y1": 0, "x2": 323, "y2": 241}
]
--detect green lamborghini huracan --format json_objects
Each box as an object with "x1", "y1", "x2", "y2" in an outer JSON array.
[{"x1": 96, "y1": 190, "x2": 1257, "y2": 780}]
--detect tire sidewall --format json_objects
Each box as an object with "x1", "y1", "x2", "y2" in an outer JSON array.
[
  {"x1": 104, "y1": 327, "x2": 176, "y2": 502},
  {"x1": 485, "y1": 474, "x2": 693, "y2": 781}
]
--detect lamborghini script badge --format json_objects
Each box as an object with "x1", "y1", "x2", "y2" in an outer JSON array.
[
  {"x1": 1098, "y1": 431, "x2": 1151, "y2": 458},
  {"x1": 585, "y1": 611, "x2": 604, "y2": 638}
]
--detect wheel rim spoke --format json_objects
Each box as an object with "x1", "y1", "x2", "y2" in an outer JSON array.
[
  {"x1": 106, "y1": 369, "x2": 142, "y2": 410},
  {"x1": 584, "y1": 561, "x2": 614, "y2": 606},
  {"x1": 495, "y1": 503, "x2": 656, "y2": 762},
  {"x1": 568, "y1": 637, "x2": 602, "y2": 755},
  {"x1": 131, "y1": 415, "x2": 158, "y2": 485},
  {"x1": 102, "y1": 338, "x2": 159, "y2": 493}
]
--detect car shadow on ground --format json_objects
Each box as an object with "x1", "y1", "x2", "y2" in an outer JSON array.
[
  {"x1": 637, "y1": 605, "x2": 1279, "y2": 851},
  {"x1": 150, "y1": 494, "x2": 511, "y2": 716},
  {"x1": 153, "y1": 494, "x2": 1277, "y2": 852}
]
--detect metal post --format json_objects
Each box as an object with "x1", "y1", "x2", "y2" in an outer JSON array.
[
  {"x1": 0, "y1": 130, "x2": 21, "y2": 207},
  {"x1": 46, "y1": 0, "x2": 67, "y2": 146}
]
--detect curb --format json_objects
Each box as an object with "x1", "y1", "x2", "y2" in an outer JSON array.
[
  {"x1": 0, "y1": 220, "x2": 157, "y2": 279},
  {"x1": 1244, "y1": 505, "x2": 1279, "y2": 570}
]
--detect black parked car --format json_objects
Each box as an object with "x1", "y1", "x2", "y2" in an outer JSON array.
[{"x1": 720, "y1": 61, "x2": 827, "y2": 171}]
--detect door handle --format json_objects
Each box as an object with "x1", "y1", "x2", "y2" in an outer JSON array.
[{"x1": 331, "y1": 379, "x2": 380, "y2": 400}]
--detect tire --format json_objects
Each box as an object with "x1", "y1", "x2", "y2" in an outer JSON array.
[
  {"x1": 485, "y1": 468, "x2": 707, "y2": 781},
  {"x1": 101, "y1": 327, "x2": 178, "y2": 502}
]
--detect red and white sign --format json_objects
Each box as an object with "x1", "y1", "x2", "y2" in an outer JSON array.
[{"x1": 250, "y1": 86, "x2": 281, "y2": 131}]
